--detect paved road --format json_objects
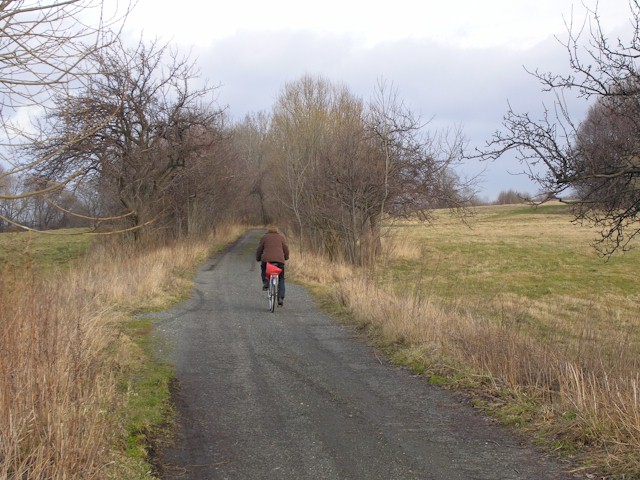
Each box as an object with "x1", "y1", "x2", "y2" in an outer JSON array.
[{"x1": 153, "y1": 230, "x2": 576, "y2": 480}]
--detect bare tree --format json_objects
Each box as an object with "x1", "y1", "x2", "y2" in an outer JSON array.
[
  {"x1": 367, "y1": 79, "x2": 471, "y2": 218},
  {"x1": 0, "y1": 1, "x2": 128, "y2": 110},
  {"x1": 362, "y1": 79, "x2": 472, "y2": 263},
  {"x1": 268, "y1": 75, "x2": 333, "y2": 245},
  {"x1": 22, "y1": 176, "x2": 67, "y2": 229},
  {"x1": 265, "y1": 75, "x2": 471, "y2": 264},
  {"x1": 572, "y1": 87, "x2": 640, "y2": 211},
  {"x1": 163, "y1": 123, "x2": 248, "y2": 235},
  {"x1": 0, "y1": 0, "x2": 131, "y2": 230},
  {"x1": 231, "y1": 112, "x2": 273, "y2": 225},
  {"x1": 30, "y1": 39, "x2": 224, "y2": 237},
  {"x1": 481, "y1": 1, "x2": 640, "y2": 254},
  {"x1": 302, "y1": 83, "x2": 372, "y2": 262},
  {"x1": 0, "y1": 166, "x2": 28, "y2": 230}
]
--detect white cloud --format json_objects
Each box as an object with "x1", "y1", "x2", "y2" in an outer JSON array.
[
  {"x1": 127, "y1": 0, "x2": 631, "y2": 48},
  {"x1": 122, "y1": 0, "x2": 634, "y2": 198}
]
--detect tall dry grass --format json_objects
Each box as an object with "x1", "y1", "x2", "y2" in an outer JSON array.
[
  {"x1": 0, "y1": 273, "x2": 116, "y2": 479},
  {"x1": 289, "y1": 238, "x2": 640, "y2": 476},
  {"x1": 0, "y1": 225, "x2": 245, "y2": 479}
]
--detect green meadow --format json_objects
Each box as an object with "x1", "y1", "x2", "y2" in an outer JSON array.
[
  {"x1": 0, "y1": 229, "x2": 93, "y2": 271},
  {"x1": 381, "y1": 203, "x2": 639, "y2": 347}
]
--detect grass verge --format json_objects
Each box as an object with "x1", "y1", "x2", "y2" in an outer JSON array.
[{"x1": 111, "y1": 318, "x2": 175, "y2": 479}]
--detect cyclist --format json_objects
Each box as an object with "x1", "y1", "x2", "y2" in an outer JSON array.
[{"x1": 256, "y1": 226, "x2": 289, "y2": 306}]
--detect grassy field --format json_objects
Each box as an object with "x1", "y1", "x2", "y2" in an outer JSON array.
[
  {"x1": 0, "y1": 229, "x2": 94, "y2": 271},
  {"x1": 384, "y1": 203, "x2": 637, "y2": 298},
  {"x1": 291, "y1": 202, "x2": 640, "y2": 478},
  {"x1": 381, "y1": 203, "x2": 640, "y2": 359}
]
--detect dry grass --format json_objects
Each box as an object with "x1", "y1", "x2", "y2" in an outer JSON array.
[
  {"x1": 0, "y1": 274, "x2": 116, "y2": 479},
  {"x1": 290, "y1": 204, "x2": 640, "y2": 477},
  {"x1": 0, "y1": 224, "x2": 245, "y2": 479}
]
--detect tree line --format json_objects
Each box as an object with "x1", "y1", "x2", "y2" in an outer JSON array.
[
  {"x1": 0, "y1": 0, "x2": 474, "y2": 264},
  {"x1": 1, "y1": 0, "x2": 640, "y2": 258},
  {"x1": 235, "y1": 76, "x2": 473, "y2": 264}
]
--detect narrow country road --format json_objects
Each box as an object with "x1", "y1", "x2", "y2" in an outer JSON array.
[{"x1": 152, "y1": 230, "x2": 575, "y2": 480}]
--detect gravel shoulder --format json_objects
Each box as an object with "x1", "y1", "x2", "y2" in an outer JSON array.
[{"x1": 152, "y1": 230, "x2": 577, "y2": 480}]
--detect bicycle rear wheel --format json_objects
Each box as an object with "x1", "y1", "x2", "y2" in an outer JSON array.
[{"x1": 268, "y1": 275, "x2": 278, "y2": 312}]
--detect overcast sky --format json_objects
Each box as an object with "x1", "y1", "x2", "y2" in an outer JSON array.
[{"x1": 122, "y1": 0, "x2": 633, "y2": 200}]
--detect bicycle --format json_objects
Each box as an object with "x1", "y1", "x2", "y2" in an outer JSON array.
[{"x1": 265, "y1": 262, "x2": 282, "y2": 313}]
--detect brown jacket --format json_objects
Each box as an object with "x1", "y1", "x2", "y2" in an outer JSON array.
[{"x1": 256, "y1": 230, "x2": 289, "y2": 264}]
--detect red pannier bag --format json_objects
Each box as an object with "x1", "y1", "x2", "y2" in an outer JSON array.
[{"x1": 266, "y1": 262, "x2": 282, "y2": 276}]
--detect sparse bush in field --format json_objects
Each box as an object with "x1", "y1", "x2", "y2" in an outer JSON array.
[{"x1": 494, "y1": 189, "x2": 530, "y2": 205}]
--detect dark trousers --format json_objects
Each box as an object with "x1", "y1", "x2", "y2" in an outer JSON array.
[{"x1": 261, "y1": 261, "x2": 285, "y2": 300}]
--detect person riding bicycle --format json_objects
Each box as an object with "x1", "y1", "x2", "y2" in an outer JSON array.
[{"x1": 256, "y1": 226, "x2": 289, "y2": 306}]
